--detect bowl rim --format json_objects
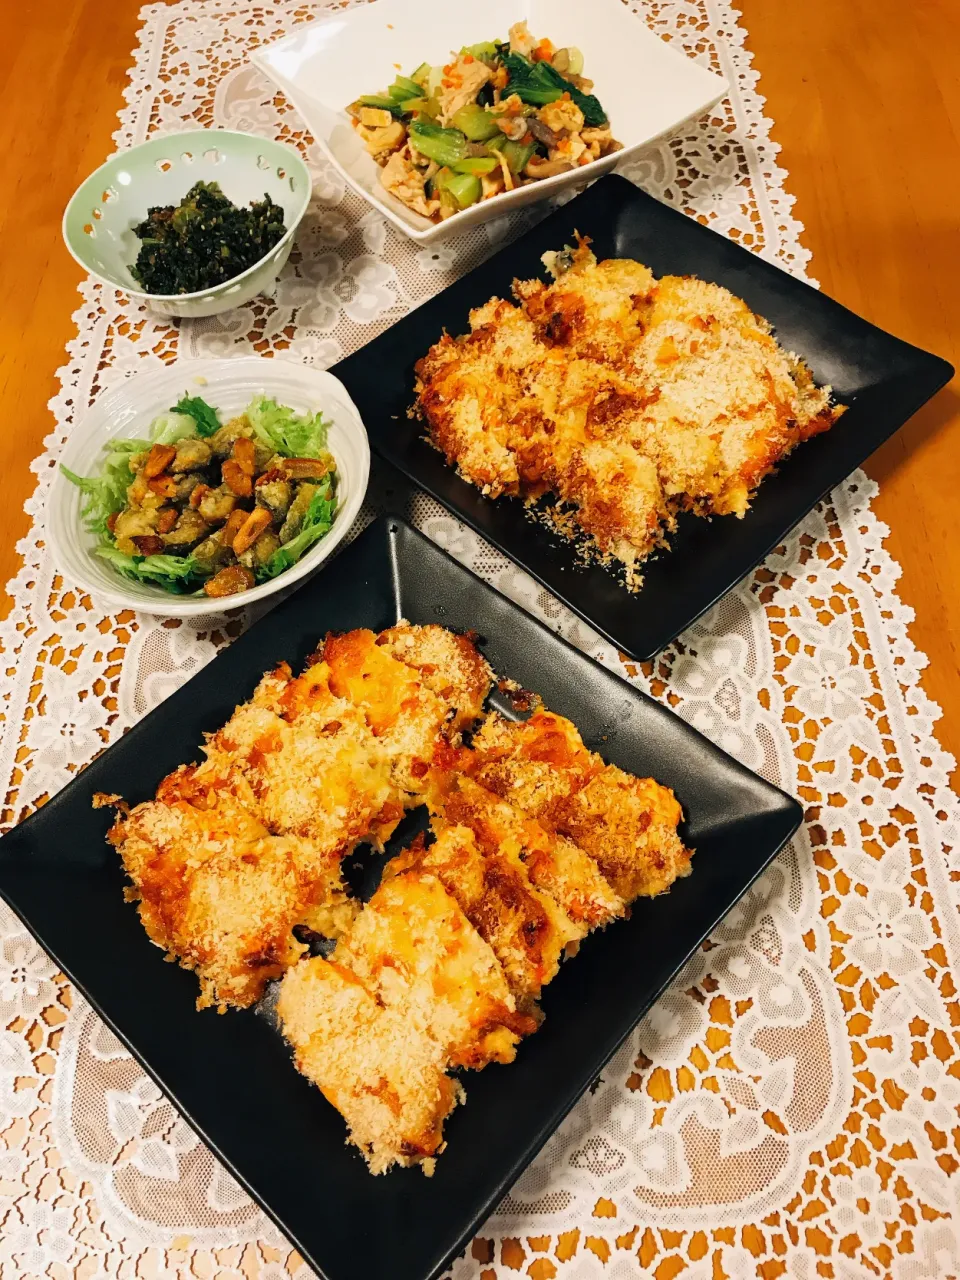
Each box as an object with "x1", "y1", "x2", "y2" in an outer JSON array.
[
  {"x1": 46, "y1": 356, "x2": 371, "y2": 618},
  {"x1": 61, "y1": 129, "x2": 313, "y2": 302}
]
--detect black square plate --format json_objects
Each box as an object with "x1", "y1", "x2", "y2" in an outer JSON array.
[
  {"x1": 0, "y1": 518, "x2": 801, "y2": 1280},
  {"x1": 334, "y1": 175, "x2": 954, "y2": 660}
]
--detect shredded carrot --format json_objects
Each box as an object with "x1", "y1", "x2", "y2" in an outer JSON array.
[{"x1": 463, "y1": 53, "x2": 474, "y2": 63}]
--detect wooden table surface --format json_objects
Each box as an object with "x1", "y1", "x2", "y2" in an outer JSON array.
[{"x1": 3, "y1": 0, "x2": 959, "y2": 780}]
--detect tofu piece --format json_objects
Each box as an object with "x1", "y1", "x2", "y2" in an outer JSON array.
[
  {"x1": 379, "y1": 147, "x2": 439, "y2": 219},
  {"x1": 436, "y1": 775, "x2": 624, "y2": 933},
  {"x1": 335, "y1": 870, "x2": 536, "y2": 1069},
  {"x1": 437, "y1": 54, "x2": 492, "y2": 125},
  {"x1": 321, "y1": 629, "x2": 459, "y2": 798},
  {"x1": 390, "y1": 825, "x2": 579, "y2": 1000},
  {"x1": 277, "y1": 957, "x2": 460, "y2": 1175},
  {"x1": 376, "y1": 621, "x2": 493, "y2": 730}
]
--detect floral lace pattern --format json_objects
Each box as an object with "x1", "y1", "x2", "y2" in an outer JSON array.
[{"x1": 1, "y1": 2, "x2": 958, "y2": 1278}]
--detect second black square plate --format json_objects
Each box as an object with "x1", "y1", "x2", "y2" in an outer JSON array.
[
  {"x1": 334, "y1": 175, "x2": 953, "y2": 660},
  {"x1": 0, "y1": 518, "x2": 800, "y2": 1280}
]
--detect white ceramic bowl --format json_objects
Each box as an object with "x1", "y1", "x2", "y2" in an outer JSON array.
[
  {"x1": 62, "y1": 130, "x2": 312, "y2": 319},
  {"x1": 47, "y1": 358, "x2": 370, "y2": 617},
  {"x1": 252, "y1": 0, "x2": 728, "y2": 244}
]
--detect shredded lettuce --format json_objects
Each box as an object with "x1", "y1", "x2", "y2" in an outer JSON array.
[
  {"x1": 171, "y1": 396, "x2": 220, "y2": 438},
  {"x1": 96, "y1": 546, "x2": 203, "y2": 592},
  {"x1": 245, "y1": 396, "x2": 331, "y2": 459},
  {"x1": 155, "y1": 409, "x2": 205, "y2": 443},
  {"x1": 61, "y1": 447, "x2": 139, "y2": 538},
  {"x1": 258, "y1": 479, "x2": 338, "y2": 581}
]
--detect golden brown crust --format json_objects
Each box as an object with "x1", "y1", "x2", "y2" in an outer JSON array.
[
  {"x1": 413, "y1": 251, "x2": 843, "y2": 578},
  {"x1": 389, "y1": 825, "x2": 579, "y2": 999},
  {"x1": 435, "y1": 775, "x2": 624, "y2": 933},
  {"x1": 470, "y1": 710, "x2": 693, "y2": 906}
]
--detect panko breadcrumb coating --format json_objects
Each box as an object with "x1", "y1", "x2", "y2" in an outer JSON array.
[
  {"x1": 414, "y1": 238, "x2": 844, "y2": 581},
  {"x1": 100, "y1": 623, "x2": 694, "y2": 1174},
  {"x1": 471, "y1": 710, "x2": 692, "y2": 903}
]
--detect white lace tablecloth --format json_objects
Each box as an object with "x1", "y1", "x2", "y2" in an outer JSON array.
[{"x1": 2, "y1": 2, "x2": 959, "y2": 1277}]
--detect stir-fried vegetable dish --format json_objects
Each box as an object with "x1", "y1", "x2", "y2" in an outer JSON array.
[
  {"x1": 347, "y1": 22, "x2": 621, "y2": 222},
  {"x1": 62, "y1": 396, "x2": 338, "y2": 599}
]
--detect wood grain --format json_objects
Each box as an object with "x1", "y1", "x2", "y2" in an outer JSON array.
[{"x1": 2, "y1": 1, "x2": 957, "y2": 777}]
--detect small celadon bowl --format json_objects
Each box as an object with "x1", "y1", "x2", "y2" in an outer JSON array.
[{"x1": 62, "y1": 129, "x2": 312, "y2": 319}]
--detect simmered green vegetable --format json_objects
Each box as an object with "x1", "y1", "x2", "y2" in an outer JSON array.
[
  {"x1": 357, "y1": 94, "x2": 406, "y2": 117},
  {"x1": 500, "y1": 50, "x2": 608, "y2": 126},
  {"x1": 501, "y1": 139, "x2": 537, "y2": 175},
  {"x1": 452, "y1": 156, "x2": 499, "y2": 175},
  {"x1": 408, "y1": 120, "x2": 468, "y2": 167},
  {"x1": 450, "y1": 103, "x2": 502, "y2": 141},
  {"x1": 388, "y1": 75, "x2": 423, "y2": 101},
  {"x1": 441, "y1": 172, "x2": 482, "y2": 208}
]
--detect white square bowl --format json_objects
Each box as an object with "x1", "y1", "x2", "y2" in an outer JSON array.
[{"x1": 252, "y1": 0, "x2": 728, "y2": 243}]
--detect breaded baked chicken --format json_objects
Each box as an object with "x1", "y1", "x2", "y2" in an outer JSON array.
[
  {"x1": 413, "y1": 237, "x2": 844, "y2": 581},
  {"x1": 471, "y1": 710, "x2": 692, "y2": 903},
  {"x1": 278, "y1": 867, "x2": 537, "y2": 1174},
  {"x1": 202, "y1": 660, "x2": 399, "y2": 852},
  {"x1": 277, "y1": 957, "x2": 460, "y2": 1175},
  {"x1": 323, "y1": 629, "x2": 456, "y2": 798},
  {"x1": 470, "y1": 710, "x2": 599, "y2": 818},
  {"x1": 434, "y1": 774, "x2": 624, "y2": 934},
  {"x1": 624, "y1": 274, "x2": 838, "y2": 516},
  {"x1": 377, "y1": 622, "x2": 493, "y2": 731},
  {"x1": 333, "y1": 870, "x2": 536, "y2": 1068},
  {"x1": 552, "y1": 764, "x2": 692, "y2": 901},
  {"x1": 388, "y1": 825, "x2": 580, "y2": 1000},
  {"x1": 101, "y1": 768, "x2": 351, "y2": 1010}
]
